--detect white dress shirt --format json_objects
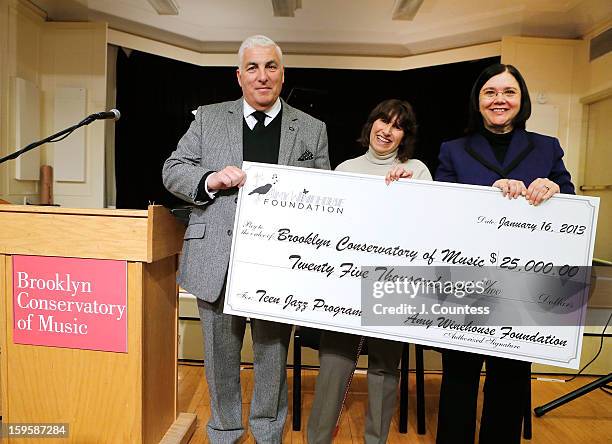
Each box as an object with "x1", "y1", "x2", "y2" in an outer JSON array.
[{"x1": 242, "y1": 97, "x2": 282, "y2": 129}]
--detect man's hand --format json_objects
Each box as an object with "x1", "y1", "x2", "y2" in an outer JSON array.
[{"x1": 207, "y1": 166, "x2": 247, "y2": 191}]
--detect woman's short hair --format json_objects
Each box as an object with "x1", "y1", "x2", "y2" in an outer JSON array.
[
  {"x1": 466, "y1": 63, "x2": 532, "y2": 133},
  {"x1": 358, "y1": 99, "x2": 418, "y2": 162}
]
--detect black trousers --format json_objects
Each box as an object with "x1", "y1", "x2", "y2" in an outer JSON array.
[{"x1": 436, "y1": 350, "x2": 531, "y2": 444}]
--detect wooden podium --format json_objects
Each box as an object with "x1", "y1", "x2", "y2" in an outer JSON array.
[{"x1": 0, "y1": 205, "x2": 195, "y2": 443}]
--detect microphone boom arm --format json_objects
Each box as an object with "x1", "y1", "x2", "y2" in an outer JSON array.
[{"x1": 0, "y1": 110, "x2": 118, "y2": 165}]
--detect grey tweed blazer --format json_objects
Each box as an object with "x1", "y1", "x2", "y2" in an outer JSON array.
[{"x1": 162, "y1": 98, "x2": 331, "y2": 302}]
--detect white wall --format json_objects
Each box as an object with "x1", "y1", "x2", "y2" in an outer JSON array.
[
  {"x1": 0, "y1": 0, "x2": 107, "y2": 208},
  {"x1": 39, "y1": 22, "x2": 107, "y2": 208},
  {"x1": 0, "y1": 0, "x2": 44, "y2": 203}
]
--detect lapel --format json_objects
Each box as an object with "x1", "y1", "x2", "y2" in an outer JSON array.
[
  {"x1": 466, "y1": 133, "x2": 500, "y2": 169},
  {"x1": 226, "y1": 98, "x2": 243, "y2": 166},
  {"x1": 464, "y1": 129, "x2": 533, "y2": 178},
  {"x1": 501, "y1": 129, "x2": 530, "y2": 171},
  {"x1": 278, "y1": 99, "x2": 299, "y2": 165}
]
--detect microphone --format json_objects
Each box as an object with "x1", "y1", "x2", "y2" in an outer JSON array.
[{"x1": 90, "y1": 109, "x2": 121, "y2": 121}]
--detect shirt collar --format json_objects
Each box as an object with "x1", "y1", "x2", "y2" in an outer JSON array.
[{"x1": 243, "y1": 97, "x2": 282, "y2": 121}]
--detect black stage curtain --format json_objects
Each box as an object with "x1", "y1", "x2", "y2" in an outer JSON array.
[{"x1": 115, "y1": 49, "x2": 498, "y2": 209}]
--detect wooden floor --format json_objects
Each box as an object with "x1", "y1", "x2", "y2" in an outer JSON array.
[{"x1": 178, "y1": 364, "x2": 612, "y2": 443}]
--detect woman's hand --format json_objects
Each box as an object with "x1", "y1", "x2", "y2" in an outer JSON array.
[
  {"x1": 492, "y1": 179, "x2": 527, "y2": 199},
  {"x1": 526, "y1": 178, "x2": 560, "y2": 206},
  {"x1": 385, "y1": 165, "x2": 413, "y2": 185}
]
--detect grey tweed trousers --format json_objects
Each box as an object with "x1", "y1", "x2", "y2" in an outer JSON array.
[{"x1": 197, "y1": 295, "x2": 292, "y2": 444}]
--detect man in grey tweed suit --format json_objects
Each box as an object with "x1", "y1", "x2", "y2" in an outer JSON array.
[{"x1": 162, "y1": 35, "x2": 330, "y2": 443}]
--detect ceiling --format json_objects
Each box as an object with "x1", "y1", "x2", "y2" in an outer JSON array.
[{"x1": 29, "y1": 0, "x2": 612, "y2": 57}]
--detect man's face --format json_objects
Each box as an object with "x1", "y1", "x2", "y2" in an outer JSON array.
[{"x1": 237, "y1": 45, "x2": 284, "y2": 111}]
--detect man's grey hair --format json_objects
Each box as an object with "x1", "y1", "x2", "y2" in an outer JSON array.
[{"x1": 237, "y1": 35, "x2": 283, "y2": 67}]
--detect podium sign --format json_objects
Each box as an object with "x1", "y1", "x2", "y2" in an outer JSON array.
[{"x1": 13, "y1": 255, "x2": 127, "y2": 352}]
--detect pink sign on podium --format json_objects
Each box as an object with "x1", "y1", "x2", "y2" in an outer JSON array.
[{"x1": 13, "y1": 255, "x2": 128, "y2": 353}]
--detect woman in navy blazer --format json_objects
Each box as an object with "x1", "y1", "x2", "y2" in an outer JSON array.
[{"x1": 434, "y1": 64, "x2": 574, "y2": 444}]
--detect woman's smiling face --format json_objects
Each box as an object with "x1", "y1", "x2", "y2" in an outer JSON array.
[
  {"x1": 478, "y1": 70, "x2": 521, "y2": 134},
  {"x1": 369, "y1": 115, "x2": 405, "y2": 156}
]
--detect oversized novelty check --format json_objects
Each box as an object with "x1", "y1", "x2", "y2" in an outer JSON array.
[{"x1": 225, "y1": 162, "x2": 599, "y2": 368}]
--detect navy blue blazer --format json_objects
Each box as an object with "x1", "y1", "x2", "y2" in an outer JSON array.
[{"x1": 435, "y1": 129, "x2": 575, "y2": 194}]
